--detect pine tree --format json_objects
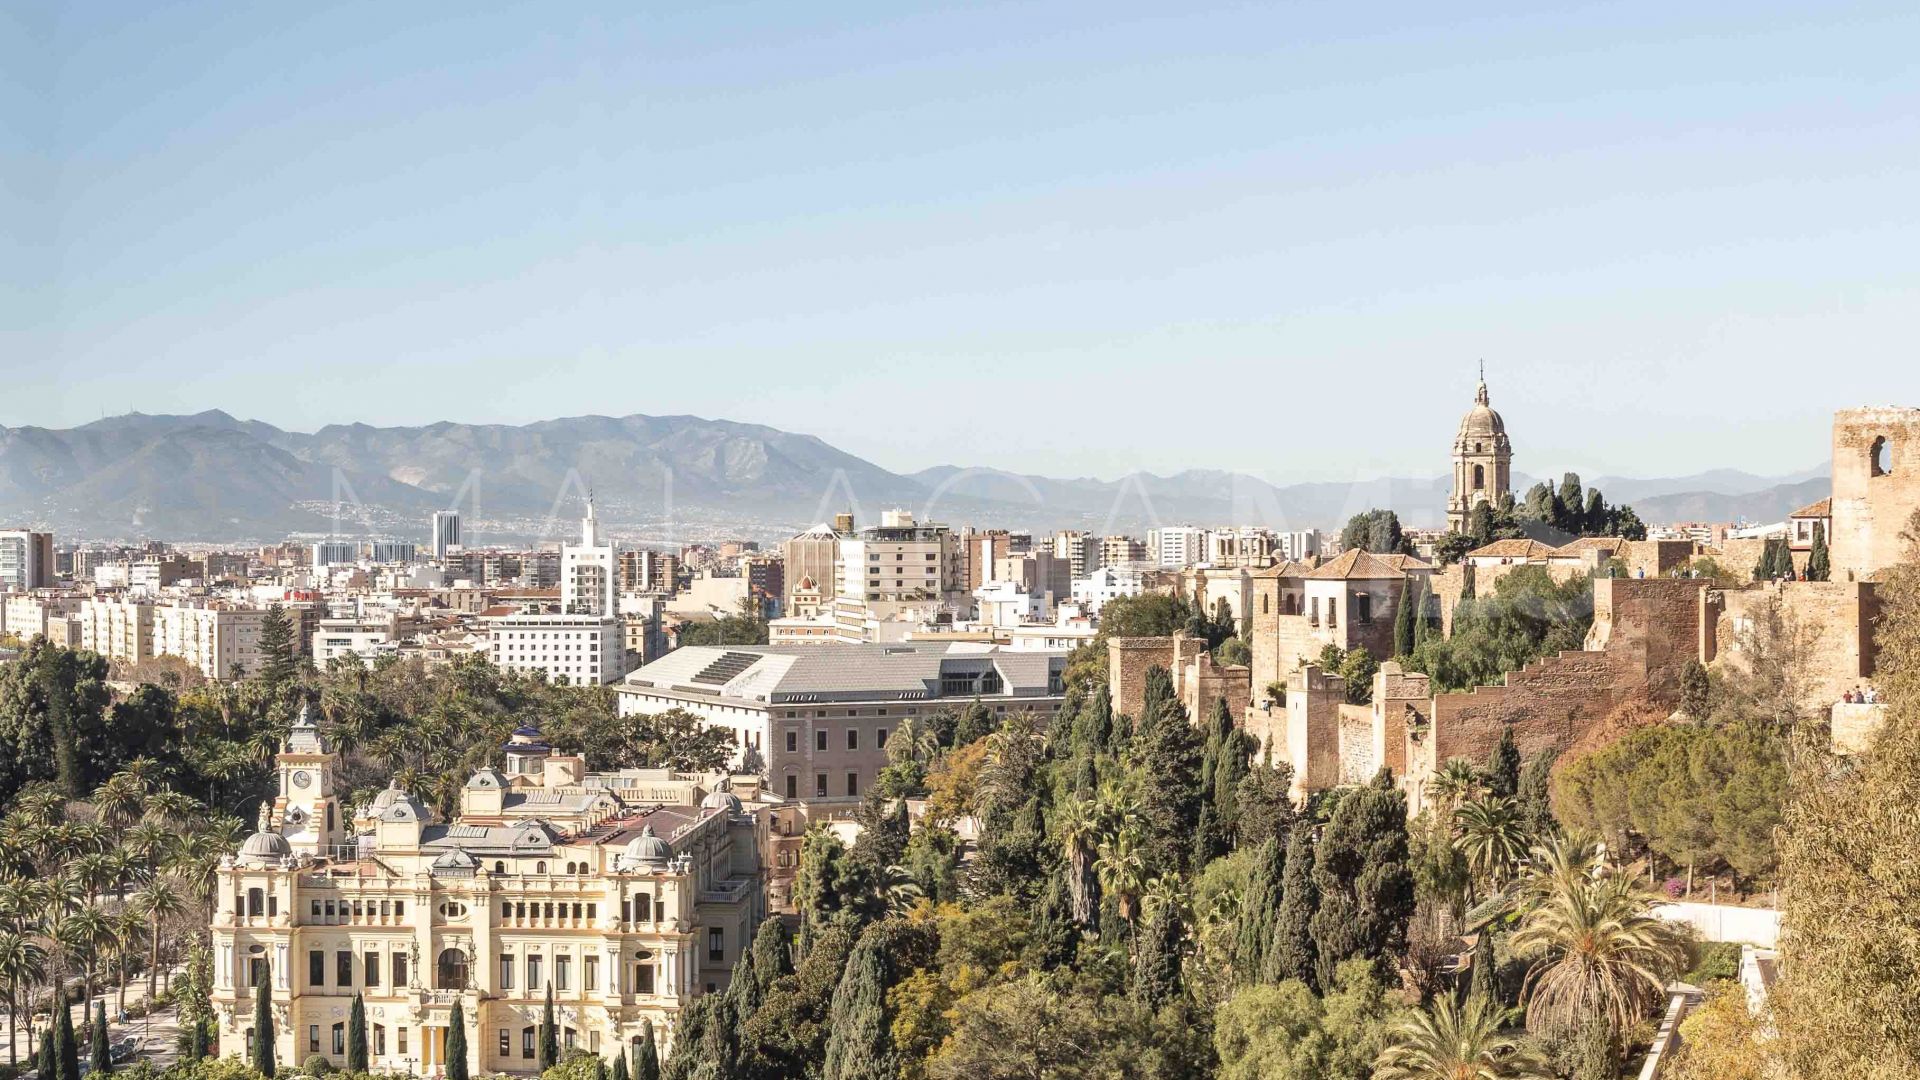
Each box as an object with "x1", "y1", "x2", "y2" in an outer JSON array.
[
  {"x1": 1235, "y1": 835, "x2": 1284, "y2": 983},
  {"x1": 347, "y1": 993, "x2": 368, "y2": 1072},
  {"x1": 1485, "y1": 725, "x2": 1520, "y2": 799},
  {"x1": 634, "y1": 1019, "x2": 661, "y2": 1080},
  {"x1": 1265, "y1": 825, "x2": 1319, "y2": 988},
  {"x1": 252, "y1": 968, "x2": 276, "y2": 1078},
  {"x1": 1134, "y1": 668, "x2": 1204, "y2": 873},
  {"x1": 1308, "y1": 775, "x2": 1415, "y2": 989},
  {"x1": 256, "y1": 604, "x2": 298, "y2": 686},
  {"x1": 442, "y1": 999, "x2": 468, "y2": 1080},
  {"x1": 1808, "y1": 521, "x2": 1831, "y2": 581},
  {"x1": 90, "y1": 1000, "x2": 111, "y2": 1076},
  {"x1": 1132, "y1": 904, "x2": 1184, "y2": 1009},
  {"x1": 539, "y1": 983, "x2": 559, "y2": 1070}
]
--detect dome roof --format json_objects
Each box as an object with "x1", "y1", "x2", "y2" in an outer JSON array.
[
  {"x1": 380, "y1": 790, "x2": 430, "y2": 823},
  {"x1": 466, "y1": 767, "x2": 508, "y2": 789},
  {"x1": 432, "y1": 847, "x2": 479, "y2": 871},
  {"x1": 238, "y1": 830, "x2": 292, "y2": 863},
  {"x1": 1455, "y1": 379, "x2": 1510, "y2": 445},
  {"x1": 622, "y1": 825, "x2": 673, "y2": 869},
  {"x1": 370, "y1": 780, "x2": 408, "y2": 810},
  {"x1": 700, "y1": 789, "x2": 743, "y2": 815}
]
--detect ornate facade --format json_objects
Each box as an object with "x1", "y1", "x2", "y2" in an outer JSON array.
[{"x1": 211, "y1": 714, "x2": 765, "y2": 1075}]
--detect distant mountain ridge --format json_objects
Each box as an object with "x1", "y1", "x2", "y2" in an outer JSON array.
[{"x1": 0, "y1": 411, "x2": 1829, "y2": 543}]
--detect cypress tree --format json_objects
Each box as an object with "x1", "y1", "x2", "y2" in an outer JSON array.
[
  {"x1": 1308, "y1": 776, "x2": 1415, "y2": 990},
  {"x1": 822, "y1": 921, "x2": 930, "y2": 1080},
  {"x1": 634, "y1": 1019, "x2": 661, "y2": 1080},
  {"x1": 611, "y1": 1050, "x2": 630, "y2": 1080},
  {"x1": 1393, "y1": 582, "x2": 1416, "y2": 659},
  {"x1": 1265, "y1": 824, "x2": 1319, "y2": 989},
  {"x1": 539, "y1": 984, "x2": 558, "y2": 1070},
  {"x1": 591, "y1": 1058, "x2": 606, "y2": 1080},
  {"x1": 1809, "y1": 522, "x2": 1831, "y2": 581},
  {"x1": 1084, "y1": 685, "x2": 1114, "y2": 755},
  {"x1": 750, "y1": 916, "x2": 794, "y2": 985},
  {"x1": 36, "y1": 1027, "x2": 52, "y2": 1080},
  {"x1": 1235, "y1": 835, "x2": 1284, "y2": 983},
  {"x1": 90, "y1": 1000, "x2": 110, "y2": 1076},
  {"x1": 1131, "y1": 905, "x2": 1184, "y2": 1010},
  {"x1": 1412, "y1": 576, "x2": 1433, "y2": 650},
  {"x1": 347, "y1": 993, "x2": 368, "y2": 1072},
  {"x1": 252, "y1": 969, "x2": 275, "y2": 1078},
  {"x1": 1134, "y1": 669, "x2": 1204, "y2": 873},
  {"x1": 1466, "y1": 929, "x2": 1499, "y2": 1006},
  {"x1": 57, "y1": 999, "x2": 79, "y2": 1080},
  {"x1": 1486, "y1": 725, "x2": 1520, "y2": 799},
  {"x1": 445, "y1": 999, "x2": 468, "y2": 1080},
  {"x1": 1192, "y1": 802, "x2": 1224, "y2": 868},
  {"x1": 1213, "y1": 728, "x2": 1251, "y2": 841}
]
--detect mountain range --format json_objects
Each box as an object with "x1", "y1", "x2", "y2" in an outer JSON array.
[{"x1": 0, "y1": 411, "x2": 1830, "y2": 544}]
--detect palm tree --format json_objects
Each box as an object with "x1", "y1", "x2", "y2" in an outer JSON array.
[
  {"x1": 1055, "y1": 797, "x2": 1103, "y2": 927},
  {"x1": 885, "y1": 715, "x2": 940, "y2": 768},
  {"x1": 0, "y1": 929, "x2": 46, "y2": 1065},
  {"x1": 872, "y1": 866, "x2": 925, "y2": 917},
  {"x1": 1094, "y1": 825, "x2": 1148, "y2": 927},
  {"x1": 1375, "y1": 994, "x2": 1548, "y2": 1080},
  {"x1": 1428, "y1": 757, "x2": 1486, "y2": 809},
  {"x1": 92, "y1": 775, "x2": 146, "y2": 835},
  {"x1": 141, "y1": 790, "x2": 201, "y2": 832},
  {"x1": 58, "y1": 903, "x2": 114, "y2": 1006},
  {"x1": 134, "y1": 879, "x2": 190, "y2": 995},
  {"x1": 1454, "y1": 797, "x2": 1532, "y2": 893},
  {"x1": 1139, "y1": 874, "x2": 1189, "y2": 926},
  {"x1": 1511, "y1": 870, "x2": 1689, "y2": 1042}
]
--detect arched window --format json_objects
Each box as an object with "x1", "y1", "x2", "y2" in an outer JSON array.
[
  {"x1": 247, "y1": 888, "x2": 264, "y2": 916},
  {"x1": 437, "y1": 948, "x2": 469, "y2": 990},
  {"x1": 494, "y1": 861, "x2": 506, "y2": 874},
  {"x1": 1872, "y1": 436, "x2": 1893, "y2": 477},
  {"x1": 536, "y1": 861, "x2": 547, "y2": 875},
  {"x1": 1472, "y1": 464, "x2": 1486, "y2": 490}
]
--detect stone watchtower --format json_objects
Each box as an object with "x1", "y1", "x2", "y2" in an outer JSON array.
[{"x1": 1446, "y1": 367, "x2": 1513, "y2": 532}]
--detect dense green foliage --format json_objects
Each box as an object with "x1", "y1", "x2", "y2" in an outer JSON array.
[
  {"x1": 1340, "y1": 510, "x2": 1412, "y2": 556},
  {"x1": 1404, "y1": 566, "x2": 1595, "y2": 692}
]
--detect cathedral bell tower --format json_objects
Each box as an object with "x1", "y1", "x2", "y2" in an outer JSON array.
[
  {"x1": 270, "y1": 700, "x2": 345, "y2": 857},
  {"x1": 1446, "y1": 365, "x2": 1513, "y2": 532}
]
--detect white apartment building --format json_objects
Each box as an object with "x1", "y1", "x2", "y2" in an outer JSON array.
[
  {"x1": 490, "y1": 502, "x2": 628, "y2": 687},
  {"x1": 1149, "y1": 526, "x2": 1208, "y2": 569},
  {"x1": 369, "y1": 542, "x2": 418, "y2": 565},
  {"x1": 312, "y1": 619, "x2": 397, "y2": 664},
  {"x1": 0, "y1": 530, "x2": 55, "y2": 591},
  {"x1": 154, "y1": 604, "x2": 272, "y2": 681},
  {"x1": 563, "y1": 501, "x2": 616, "y2": 617},
  {"x1": 77, "y1": 598, "x2": 156, "y2": 665},
  {"x1": 836, "y1": 509, "x2": 960, "y2": 619},
  {"x1": 1071, "y1": 565, "x2": 1146, "y2": 616},
  {"x1": 432, "y1": 511, "x2": 462, "y2": 558},
  {"x1": 3, "y1": 593, "x2": 83, "y2": 641},
  {"x1": 312, "y1": 542, "x2": 359, "y2": 568}
]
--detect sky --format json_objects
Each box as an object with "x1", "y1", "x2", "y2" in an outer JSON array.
[{"x1": 4, "y1": 0, "x2": 1919, "y2": 484}]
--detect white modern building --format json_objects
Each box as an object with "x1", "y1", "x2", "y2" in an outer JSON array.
[
  {"x1": 1072, "y1": 565, "x2": 1146, "y2": 616},
  {"x1": 153, "y1": 604, "x2": 272, "y2": 681},
  {"x1": 432, "y1": 510, "x2": 462, "y2": 558},
  {"x1": 0, "y1": 530, "x2": 54, "y2": 591},
  {"x1": 488, "y1": 501, "x2": 627, "y2": 687},
  {"x1": 1149, "y1": 526, "x2": 1208, "y2": 569}
]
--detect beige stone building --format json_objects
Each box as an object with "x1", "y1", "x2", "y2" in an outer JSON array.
[
  {"x1": 1445, "y1": 370, "x2": 1513, "y2": 532},
  {"x1": 212, "y1": 714, "x2": 765, "y2": 1074}
]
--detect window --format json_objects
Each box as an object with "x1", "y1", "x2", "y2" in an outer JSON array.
[
  {"x1": 522, "y1": 1028, "x2": 536, "y2": 1060},
  {"x1": 637, "y1": 960, "x2": 656, "y2": 994},
  {"x1": 437, "y1": 948, "x2": 468, "y2": 990},
  {"x1": 309, "y1": 950, "x2": 325, "y2": 988},
  {"x1": 847, "y1": 772, "x2": 858, "y2": 797},
  {"x1": 309, "y1": 1026, "x2": 320, "y2": 1055},
  {"x1": 374, "y1": 1025, "x2": 386, "y2": 1055},
  {"x1": 815, "y1": 730, "x2": 828, "y2": 751},
  {"x1": 364, "y1": 951, "x2": 380, "y2": 987},
  {"x1": 846, "y1": 729, "x2": 858, "y2": 751},
  {"x1": 499, "y1": 955, "x2": 516, "y2": 990},
  {"x1": 980, "y1": 669, "x2": 1002, "y2": 694},
  {"x1": 876, "y1": 728, "x2": 888, "y2": 747},
  {"x1": 708, "y1": 927, "x2": 724, "y2": 962},
  {"x1": 247, "y1": 888, "x2": 264, "y2": 916},
  {"x1": 785, "y1": 730, "x2": 797, "y2": 753},
  {"x1": 1309, "y1": 598, "x2": 1320, "y2": 626},
  {"x1": 394, "y1": 901, "x2": 404, "y2": 917},
  {"x1": 337, "y1": 950, "x2": 353, "y2": 988},
  {"x1": 527, "y1": 955, "x2": 543, "y2": 989},
  {"x1": 392, "y1": 952, "x2": 408, "y2": 988},
  {"x1": 1355, "y1": 593, "x2": 1372, "y2": 625},
  {"x1": 1473, "y1": 464, "x2": 1486, "y2": 490},
  {"x1": 499, "y1": 1030, "x2": 511, "y2": 1058},
  {"x1": 1327, "y1": 598, "x2": 1337, "y2": 628},
  {"x1": 584, "y1": 954, "x2": 599, "y2": 991},
  {"x1": 556, "y1": 955, "x2": 572, "y2": 991},
  {"x1": 332, "y1": 1023, "x2": 345, "y2": 1056},
  {"x1": 815, "y1": 774, "x2": 827, "y2": 798},
  {"x1": 536, "y1": 861, "x2": 546, "y2": 874},
  {"x1": 1873, "y1": 436, "x2": 1893, "y2": 477}
]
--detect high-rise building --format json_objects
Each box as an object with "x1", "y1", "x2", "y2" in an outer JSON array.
[
  {"x1": 1148, "y1": 526, "x2": 1207, "y2": 569},
  {"x1": 1050, "y1": 531, "x2": 1099, "y2": 579},
  {"x1": 369, "y1": 542, "x2": 418, "y2": 565},
  {"x1": 837, "y1": 510, "x2": 959, "y2": 617},
  {"x1": 1100, "y1": 535, "x2": 1149, "y2": 568},
  {"x1": 432, "y1": 510, "x2": 462, "y2": 558},
  {"x1": 491, "y1": 502, "x2": 627, "y2": 687},
  {"x1": 780, "y1": 525, "x2": 840, "y2": 614},
  {"x1": 311, "y1": 541, "x2": 358, "y2": 568},
  {"x1": 563, "y1": 500, "x2": 616, "y2": 617},
  {"x1": 0, "y1": 530, "x2": 54, "y2": 591},
  {"x1": 153, "y1": 604, "x2": 272, "y2": 681}
]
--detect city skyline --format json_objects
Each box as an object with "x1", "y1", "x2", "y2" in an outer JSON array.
[{"x1": 9, "y1": 1, "x2": 1920, "y2": 480}]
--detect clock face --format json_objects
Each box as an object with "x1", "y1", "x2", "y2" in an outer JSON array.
[{"x1": 291, "y1": 770, "x2": 313, "y2": 790}]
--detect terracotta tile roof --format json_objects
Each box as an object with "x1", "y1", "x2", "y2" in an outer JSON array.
[
  {"x1": 1251, "y1": 559, "x2": 1316, "y2": 579},
  {"x1": 1375, "y1": 553, "x2": 1433, "y2": 572},
  {"x1": 1553, "y1": 537, "x2": 1626, "y2": 555},
  {"x1": 1305, "y1": 549, "x2": 1415, "y2": 580},
  {"x1": 1466, "y1": 539, "x2": 1555, "y2": 560},
  {"x1": 1789, "y1": 497, "x2": 1832, "y2": 519}
]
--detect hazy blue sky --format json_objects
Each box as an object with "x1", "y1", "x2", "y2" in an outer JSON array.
[{"x1": 5, "y1": 0, "x2": 1918, "y2": 482}]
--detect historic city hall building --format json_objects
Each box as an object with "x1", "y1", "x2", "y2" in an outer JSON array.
[{"x1": 211, "y1": 710, "x2": 765, "y2": 1074}]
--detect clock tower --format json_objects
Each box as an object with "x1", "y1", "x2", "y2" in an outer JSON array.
[{"x1": 270, "y1": 700, "x2": 345, "y2": 857}]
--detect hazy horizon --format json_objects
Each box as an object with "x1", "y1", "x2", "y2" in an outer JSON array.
[{"x1": 8, "y1": 1, "x2": 1918, "y2": 481}]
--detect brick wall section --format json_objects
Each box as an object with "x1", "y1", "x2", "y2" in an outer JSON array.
[
  {"x1": 1286, "y1": 664, "x2": 1348, "y2": 799},
  {"x1": 1372, "y1": 663, "x2": 1430, "y2": 779},
  {"x1": 1184, "y1": 652, "x2": 1252, "y2": 727},
  {"x1": 1587, "y1": 577, "x2": 1711, "y2": 696},
  {"x1": 1338, "y1": 704, "x2": 1377, "y2": 785},
  {"x1": 1423, "y1": 650, "x2": 1624, "y2": 804},
  {"x1": 1108, "y1": 636, "x2": 1176, "y2": 723},
  {"x1": 1623, "y1": 539, "x2": 1699, "y2": 579}
]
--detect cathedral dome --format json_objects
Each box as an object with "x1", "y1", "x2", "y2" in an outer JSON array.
[{"x1": 1454, "y1": 378, "x2": 1510, "y2": 447}]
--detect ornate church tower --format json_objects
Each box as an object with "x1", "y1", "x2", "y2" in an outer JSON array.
[
  {"x1": 269, "y1": 700, "x2": 346, "y2": 857},
  {"x1": 1446, "y1": 366, "x2": 1513, "y2": 532}
]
